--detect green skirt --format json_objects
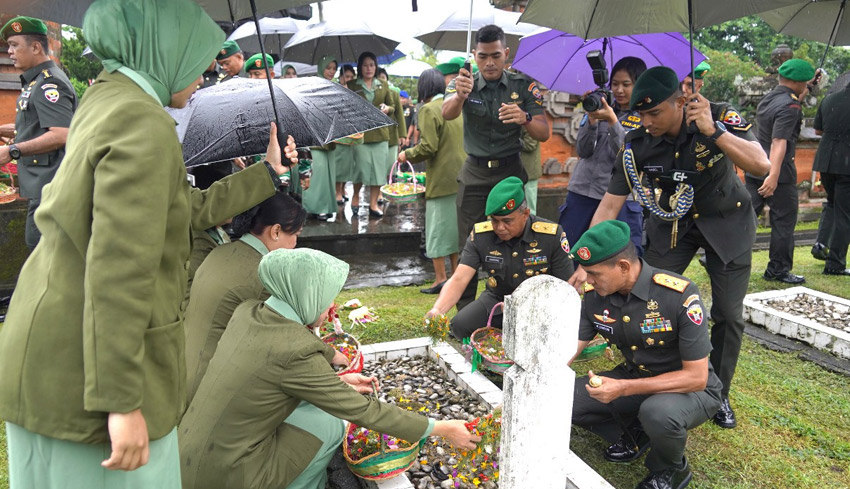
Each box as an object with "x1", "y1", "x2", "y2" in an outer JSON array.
[
  {"x1": 425, "y1": 193, "x2": 460, "y2": 258},
  {"x1": 353, "y1": 141, "x2": 389, "y2": 186},
  {"x1": 302, "y1": 148, "x2": 338, "y2": 214},
  {"x1": 6, "y1": 422, "x2": 180, "y2": 489},
  {"x1": 524, "y1": 179, "x2": 538, "y2": 215},
  {"x1": 334, "y1": 144, "x2": 356, "y2": 183}
]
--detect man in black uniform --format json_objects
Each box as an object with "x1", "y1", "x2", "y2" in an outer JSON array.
[
  {"x1": 0, "y1": 16, "x2": 76, "y2": 251},
  {"x1": 425, "y1": 177, "x2": 573, "y2": 340},
  {"x1": 442, "y1": 24, "x2": 550, "y2": 309},
  {"x1": 569, "y1": 220, "x2": 721, "y2": 489},
  {"x1": 199, "y1": 60, "x2": 226, "y2": 89},
  {"x1": 574, "y1": 67, "x2": 770, "y2": 429},
  {"x1": 812, "y1": 83, "x2": 850, "y2": 276},
  {"x1": 747, "y1": 58, "x2": 815, "y2": 284}
]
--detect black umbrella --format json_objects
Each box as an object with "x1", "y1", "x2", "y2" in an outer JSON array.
[{"x1": 167, "y1": 77, "x2": 395, "y2": 168}]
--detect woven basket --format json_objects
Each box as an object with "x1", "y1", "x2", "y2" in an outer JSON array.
[
  {"x1": 463, "y1": 302, "x2": 514, "y2": 374},
  {"x1": 343, "y1": 385, "x2": 426, "y2": 480},
  {"x1": 321, "y1": 332, "x2": 363, "y2": 375},
  {"x1": 0, "y1": 171, "x2": 17, "y2": 205},
  {"x1": 380, "y1": 160, "x2": 424, "y2": 204},
  {"x1": 572, "y1": 334, "x2": 609, "y2": 363}
]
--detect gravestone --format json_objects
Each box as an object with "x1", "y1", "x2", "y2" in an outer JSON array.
[{"x1": 500, "y1": 275, "x2": 581, "y2": 489}]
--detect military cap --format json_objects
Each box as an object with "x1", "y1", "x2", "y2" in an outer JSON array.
[
  {"x1": 486, "y1": 176, "x2": 525, "y2": 216},
  {"x1": 436, "y1": 56, "x2": 478, "y2": 75},
  {"x1": 778, "y1": 58, "x2": 815, "y2": 82},
  {"x1": 216, "y1": 40, "x2": 241, "y2": 61},
  {"x1": 631, "y1": 66, "x2": 680, "y2": 111},
  {"x1": 570, "y1": 220, "x2": 631, "y2": 266},
  {"x1": 1, "y1": 16, "x2": 48, "y2": 41},
  {"x1": 693, "y1": 60, "x2": 711, "y2": 80},
  {"x1": 246, "y1": 53, "x2": 273, "y2": 72}
]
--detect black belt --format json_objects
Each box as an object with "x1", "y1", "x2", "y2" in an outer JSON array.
[{"x1": 467, "y1": 153, "x2": 520, "y2": 168}]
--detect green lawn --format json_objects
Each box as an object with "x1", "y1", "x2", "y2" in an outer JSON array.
[{"x1": 0, "y1": 246, "x2": 847, "y2": 488}]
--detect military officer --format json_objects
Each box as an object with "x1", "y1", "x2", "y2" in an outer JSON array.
[
  {"x1": 569, "y1": 220, "x2": 721, "y2": 489},
  {"x1": 574, "y1": 67, "x2": 770, "y2": 429},
  {"x1": 747, "y1": 58, "x2": 815, "y2": 284},
  {"x1": 245, "y1": 53, "x2": 275, "y2": 79},
  {"x1": 0, "y1": 16, "x2": 76, "y2": 250},
  {"x1": 812, "y1": 82, "x2": 850, "y2": 275},
  {"x1": 425, "y1": 177, "x2": 573, "y2": 340},
  {"x1": 217, "y1": 40, "x2": 244, "y2": 81},
  {"x1": 442, "y1": 24, "x2": 550, "y2": 308}
]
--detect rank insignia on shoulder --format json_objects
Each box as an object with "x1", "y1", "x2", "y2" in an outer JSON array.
[
  {"x1": 42, "y1": 69, "x2": 52, "y2": 79},
  {"x1": 653, "y1": 273, "x2": 689, "y2": 292},
  {"x1": 531, "y1": 221, "x2": 557, "y2": 235},
  {"x1": 790, "y1": 93, "x2": 798, "y2": 101},
  {"x1": 474, "y1": 221, "x2": 494, "y2": 233}
]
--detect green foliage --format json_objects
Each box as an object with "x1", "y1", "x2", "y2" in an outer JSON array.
[
  {"x1": 697, "y1": 48, "x2": 765, "y2": 106},
  {"x1": 59, "y1": 26, "x2": 101, "y2": 98},
  {"x1": 69, "y1": 78, "x2": 90, "y2": 100}
]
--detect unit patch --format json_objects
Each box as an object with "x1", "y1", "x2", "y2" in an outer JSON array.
[
  {"x1": 44, "y1": 89, "x2": 60, "y2": 103},
  {"x1": 560, "y1": 235, "x2": 570, "y2": 254},
  {"x1": 682, "y1": 294, "x2": 700, "y2": 308},
  {"x1": 687, "y1": 304, "x2": 704, "y2": 325}
]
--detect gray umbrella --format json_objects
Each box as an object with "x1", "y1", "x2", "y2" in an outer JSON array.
[
  {"x1": 166, "y1": 77, "x2": 395, "y2": 168},
  {"x1": 761, "y1": 0, "x2": 849, "y2": 67}
]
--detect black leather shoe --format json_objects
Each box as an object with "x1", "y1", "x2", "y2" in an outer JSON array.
[
  {"x1": 635, "y1": 457, "x2": 692, "y2": 489},
  {"x1": 824, "y1": 268, "x2": 850, "y2": 276},
  {"x1": 368, "y1": 208, "x2": 383, "y2": 218},
  {"x1": 763, "y1": 270, "x2": 806, "y2": 284},
  {"x1": 712, "y1": 397, "x2": 737, "y2": 429},
  {"x1": 811, "y1": 243, "x2": 829, "y2": 261},
  {"x1": 604, "y1": 427, "x2": 650, "y2": 462},
  {"x1": 420, "y1": 281, "x2": 446, "y2": 294}
]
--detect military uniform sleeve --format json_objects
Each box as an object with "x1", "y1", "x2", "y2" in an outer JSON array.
[
  {"x1": 676, "y1": 283, "x2": 712, "y2": 362},
  {"x1": 549, "y1": 225, "x2": 575, "y2": 280},
  {"x1": 393, "y1": 92, "x2": 407, "y2": 139},
  {"x1": 716, "y1": 104, "x2": 757, "y2": 142},
  {"x1": 521, "y1": 79, "x2": 545, "y2": 117},
  {"x1": 813, "y1": 103, "x2": 824, "y2": 132},
  {"x1": 458, "y1": 232, "x2": 482, "y2": 269},
  {"x1": 405, "y1": 104, "x2": 440, "y2": 163},
  {"x1": 280, "y1": 346, "x2": 430, "y2": 442},
  {"x1": 606, "y1": 146, "x2": 632, "y2": 196},
  {"x1": 445, "y1": 77, "x2": 458, "y2": 100},
  {"x1": 189, "y1": 162, "x2": 277, "y2": 231},
  {"x1": 578, "y1": 299, "x2": 597, "y2": 342},
  {"x1": 31, "y1": 79, "x2": 75, "y2": 129},
  {"x1": 770, "y1": 103, "x2": 801, "y2": 142}
]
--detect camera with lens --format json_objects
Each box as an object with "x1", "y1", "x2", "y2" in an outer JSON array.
[{"x1": 582, "y1": 50, "x2": 613, "y2": 112}]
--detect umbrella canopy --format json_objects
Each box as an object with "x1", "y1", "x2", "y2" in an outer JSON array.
[
  {"x1": 282, "y1": 19, "x2": 402, "y2": 65},
  {"x1": 386, "y1": 59, "x2": 434, "y2": 78},
  {"x1": 5, "y1": 0, "x2": 316, "y2": 27},
  {"x1": 274, "y1": 60, "x2": 317, "y2": 76},
  {"x1": 512, "y1": 30, "x2": 707, "y2": 95},
  {"x1": 519, "y1": 0, "x2": 805, "y2": 39},
  {"x1": 761, "y1": 0, "x2": 849, "y2": 46},
  {"x1": 166, "y1": 77, "x2": 395, "y2": 167},
  {"x1": 415, "y1": 0, "x2": 539, "y2": 55},
  {"x1": 227, "y1": 17, "x2": 306, "y2": 55}
]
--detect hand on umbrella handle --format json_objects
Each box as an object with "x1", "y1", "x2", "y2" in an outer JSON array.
[{"x1": 265, "y1": 123, "x2": 298, "y2": 176}]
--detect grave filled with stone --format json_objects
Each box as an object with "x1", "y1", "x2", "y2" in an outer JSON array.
[{"x1": 760, "y1": 294, "x2": 850, "y2": 332}]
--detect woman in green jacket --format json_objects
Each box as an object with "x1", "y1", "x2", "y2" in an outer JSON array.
[
  {"x1": 398, "y1": 69, "x2": 465, "y2": 294},
  {"x1": 303, "y1": 55, "x2": 340, "y2": 219},
  {"x1": 184, "y1": 192, "x2": 308, "y2": 406},
  {"x1": 179, "y1": 248, "x2": 480, "y2": 489},
  {"x1": 0, "y1": 1, "x2": 298, "y2": 487},
  {"x1": 347, "y1": 52, "x2": 394, "y2": 217}
]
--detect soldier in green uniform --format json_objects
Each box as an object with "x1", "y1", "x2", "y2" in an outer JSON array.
[
  {"x1": 216, "y1": 40, "x2": 244, "y2": 81},
  {"x1": 426, "y1": 177, "x2": 573, "y2": 339},
  {"x1": 575, "y1": 67, "x2": 770, "y2": 429},
  {"x1": 442, "y1": 24, "x2": 550, "y2": 308},
  {"x1": 0, "y1": 16, "x2": 77, "y2": 250},
  {"x1": 569, "y1": 220, "x2": 721, "y2": 489},
  {"x1": 245, "y1": 53, "x2": 275, "y2": 79}
]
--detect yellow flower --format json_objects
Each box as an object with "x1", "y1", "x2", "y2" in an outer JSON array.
[{"x1": 473, "y1": 477, "x2": 481, "y2": 486}]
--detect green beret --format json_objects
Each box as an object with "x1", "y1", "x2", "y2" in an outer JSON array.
[
  {"x1": 216, "y1": 40, "x2": 241, "y2": 61},
  {"x1": 486, "y1": 177, "x2": 525, "y2": 216},
  {"x1": 1, "y1": 16, "x2": 48, "y2": 41},
  {"x1": 246, "y1": 53, "x2": 273, "y2": 71},
  {"x1": 631, "y1": 66, "x2": 680, "y2": 111},
  {"x1": 778, "y1": 58, "x2": 815, "y2": 82},
  {"x1": 570, "y1": 220, "x2": 631, "y2": 266},
  {"x1": 436, "y1": 56, "x2": 477, "y2": 75},
  {"x1": 693, "y1": 60, "x2": 711, "y2": 80}
]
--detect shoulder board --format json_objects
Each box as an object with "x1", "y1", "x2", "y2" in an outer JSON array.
[
  {"x1": 474, "y1": 221, "x2": 493, "y2": 233},
  {"x1": 531, "y1": 221, "x2": 558, "y2": 235},
  {"x1": 790, "y1": 93, "x2": 799, "y2": 101},
  {"x1": 653, "y1": 273, "x2": 689, "y2": 293}
]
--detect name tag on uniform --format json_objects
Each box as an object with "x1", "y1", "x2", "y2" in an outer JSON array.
[
  {"x1": 594, "y1": 323, "x2": 614, "y2": 334},
  {"x1": 484, "y1": 255, "x2": 503, "y2": 264},
  {"x1": 467, "y1": 98, "x2": 484, "y2": 105}
]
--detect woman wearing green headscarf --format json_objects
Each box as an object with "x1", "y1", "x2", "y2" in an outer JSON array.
[
  {"x1": 302, "y1": 55, "x2": 340, "y2": 219},
  {"x1": 0, "y1": 0, "x2": 298, "y2": 487},
  {"x1": 180, "y1": 248, "x2": 480, "y2": 489}
]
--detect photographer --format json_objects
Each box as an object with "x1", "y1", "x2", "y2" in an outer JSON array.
[{"x1": 559, "y1": 56, "x2": 647, "y2": 257}]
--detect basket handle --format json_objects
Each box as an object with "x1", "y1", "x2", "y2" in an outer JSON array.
[
  {"x1": 388, "y1": 159, "x2": 417, "y2": 184},
  {"x1": 368, "y1": 381, "x2": 389, "y2": 455},
  {"x1": 486, "y1": 302, "x2": 504, "y2": 328}
]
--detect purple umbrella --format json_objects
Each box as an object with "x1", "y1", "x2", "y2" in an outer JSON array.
[{"x1": 512, "y1": 30, "x2": 707, "y2": 95}]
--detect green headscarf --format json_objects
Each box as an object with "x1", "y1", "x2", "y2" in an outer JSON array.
[
  {"x1": 83, "y1": 0, "x2": 224, "y2": 106},
  {"x1": 318, "y1": 55, "x2": 338, "y2": 79},
  {"x1": 259, "y1": 248, "x2": 349, "y2": 326}
]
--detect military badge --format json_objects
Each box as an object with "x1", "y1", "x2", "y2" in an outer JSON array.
[
  {"x1": 525, "y1": 269, "x2": 533, "y2": 276},
  {"x1": 489, "y1": 250, "x2": 502, "y2": 256},
  {"x1": 255, "y1": 59, "x2": 262, "y2": 67},
  {"x1": 523, "y1": 256, "x2": 547, "y2": 266},
  {"x1": 41, "y1": 83, "x2": 58, "y2": 90},
  {"x1": 510, "y1": 92, "x2": 519, "y2": 101},
  {"x1": 11, "y1": 22, "x2": 22, "y2": 33},
  {"x1": 723, "y1": 110, "x2": 741, "y2": 125},
  {"x1": 593, "y1": 309, "x2": 616, "y2": 324},
  {"x1": 577, "y1": 247, "x2": 590, "y2": 261},
  {"x1": 646, "y1": 337, "x2": 655, "y2": 346},
  {"x1": 530, "y1": 240, "x2": 538, "y2": 248},
  {"x1": 44, "y1": 88, "x2": 60, "y2": 103},
  {"x1": 526, "y1": 248, "x2": 542, "y2": 254},
  {"x1": 221, "y1": 49, "x2": 227, "y2": 55},
  {"x1": 687, "y1": 304, "x2": 704, "y2": 325},
  {"x1": 506, "y1": 198, "x2": 516, "y2": 210},
  {"x1": 644, "y1": 96, "x2": 652, "y2": 104},
  {"x1": 560, "y1": 235, "x2": 570, "y2": 254},
  {"x1": 648, "y1": 300, "x2": 659, "y2": 311},
  {"x1": 682, "y1": 294, "x2": 699, "y2": 308}
]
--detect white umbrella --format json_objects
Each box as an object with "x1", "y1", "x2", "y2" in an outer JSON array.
[
  {"x1": 228, "y1": 17, "x2": 306, "y2": 55},
  {"x1": 273, "y1": 60, "x2": 317, "y2": 77},
  {"x1": 415, "y1": 0, "x2": 539, "y2": 57},
  {"x1": 386, "y1": 59, "x2": 434, "y2": 78},
  {"x1": 283, "y1": 18, "x2": 402, "y2": 65}
]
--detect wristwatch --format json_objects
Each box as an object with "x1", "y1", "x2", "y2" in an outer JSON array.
[
  {"x1": 709, "y1": 121, "x2": 727, "y2": 142},
  {"x1": 8, "y1": 144, "x2": 21, "y2": 160},
  {"x1": 522, "y1": 111, "x2": 532, "y2": 125}
]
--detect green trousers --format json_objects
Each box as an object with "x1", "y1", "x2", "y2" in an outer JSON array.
[{"x1": 284, "y1": 401, "x2": 346, "y2": 489}]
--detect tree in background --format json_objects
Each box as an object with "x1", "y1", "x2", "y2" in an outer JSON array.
[
  {"x1": 59, "y1": 26, "x2": 101, "y2": 99},
  {"x1": 696, "y1": 48, "x2": 765, "y2": 107}
]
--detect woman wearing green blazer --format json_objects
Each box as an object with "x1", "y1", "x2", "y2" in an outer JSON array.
[
  {"x1": 0, "y1": 1, "x2": 299, "y2": 487},
  {"x1": 180, "y1": 248, "x2": 480, "y2": 489},
  {"x1": 347, "y1": 52, "x2": 394, "y2": 217},
  {"x1": 302, "y1": 55, "x2": 340, "y2": 218}
]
